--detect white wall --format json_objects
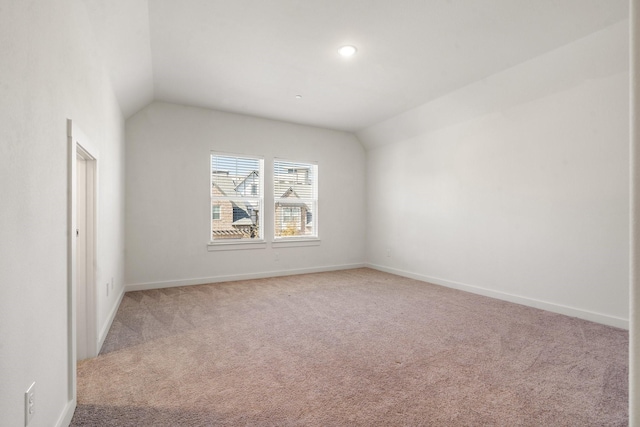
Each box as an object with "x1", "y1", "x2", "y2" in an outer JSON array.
[
  {"x1": 125, "y1": 102, "x2": 366, "y2": 289},
  {"x1": 359, "y1": 21, "x2": 630, "y2": 328},
  {"x1": 0, "y1": 1, "x2": 126, "y2": 426}
]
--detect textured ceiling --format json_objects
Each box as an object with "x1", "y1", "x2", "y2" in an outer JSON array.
[{"x1": 85, "y1": 0, "x2": 628, "y2": 131}]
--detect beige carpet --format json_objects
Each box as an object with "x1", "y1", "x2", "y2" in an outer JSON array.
[{"x1": 71, "y1": 268, "x2": 628, "y2": 426}]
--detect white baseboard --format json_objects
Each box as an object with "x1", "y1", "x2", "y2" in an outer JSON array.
[
  {"x1": 367, "y1": 263, "x2": 629, "y2": 330},
  {"x1": 125, "y1": 263, "x2": 366, "y2": 292},
  {"x1": 97, "y1": 287, "x2": 125, "y2": 352},
  {"x1": 55, "y1": 398, "x2": 76, "y2": 427}
]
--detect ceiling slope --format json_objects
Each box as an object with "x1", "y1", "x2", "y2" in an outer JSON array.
[
  {"x1": 87, "y1": 0, "x2": 627, "y2": 131},
  {"x1": 84, "y1": 0, "x2": 154, "y2": 118}
]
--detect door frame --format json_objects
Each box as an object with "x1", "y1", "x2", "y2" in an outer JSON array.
[
  {"x1": 65, "y1": 119, "x2": 99, "y2": 419},
  {"x1": 76, "y1": 144, "x2": 97, "y2": 360}
]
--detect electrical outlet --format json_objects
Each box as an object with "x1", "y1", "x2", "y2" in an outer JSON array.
[
  {"x1": 386, "y1": 249, "x2": 391, "y2": 258},
  {"x1": 25, "y1": 382, "x2": 35, "y2": 426},
  {"x1": 106, "y1": 282, "x2": 109, "y2": 296},
  {"x1": 274, "y1": 252, "x2": 279, "y2": 261}
]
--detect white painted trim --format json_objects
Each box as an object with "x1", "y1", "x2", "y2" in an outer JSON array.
[
  {"x1": 367, "y1": 263, "x2": 629, "y2": 330},
  {"x1": 66, "y1": 119, "x2": 78, "y2": 408},
  {"x1": 66, "y1": 119, "x2": 101, "y2": 416},
  {"x1": 125, "y1": 263, "x2": 366, "y2": 292},
  {"x1": 207, "y1": 240, "x2": 267, "y2": 251},
  {"x1": 630, "y1": 0, "x2": 639, "y2": 423},
  {"x1": 273, "y1": 158, "x2": 319, "y2": 240},
  {"x1": 97, "y1": 287, "x2": 125, "y2": 353},
  {"x1": 76, "y1": 147, "x2": 98, "y2": 360},
  {"x1": 55, "y1": 397, "x2": 76, "y2": 427},
  {"x1": 211, "y1": 152, "x2": 265, "y2": 241},
  {"x1": 272, "y1": 238, "x2": 321, "y2": 248}
]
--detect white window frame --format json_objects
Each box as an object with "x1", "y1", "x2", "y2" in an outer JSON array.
[
  {"x1": 209, "y1": 152, "x2": 265, "y2": 250},
  {"x1": 273, "y1": 159, "x2": 318, "y2": 242}
]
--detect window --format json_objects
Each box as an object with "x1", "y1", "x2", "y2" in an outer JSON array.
[
  {"x1": 211, "y1": 153, "x2": 263, "y2": 241},
  {"x1": 274, "y1": 160, "x2": 317, "y2": 239}
]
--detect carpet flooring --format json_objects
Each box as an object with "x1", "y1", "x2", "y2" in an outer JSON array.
[{"x1": 71, "y1": 268, "x2": 628, "y2": 426}]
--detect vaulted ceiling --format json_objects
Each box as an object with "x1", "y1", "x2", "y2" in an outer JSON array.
[{"x1": 84, "y1": 0, "x2": 628, "y2": 131}]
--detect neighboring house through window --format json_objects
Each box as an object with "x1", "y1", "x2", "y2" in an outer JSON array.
[
  {"x1": 274, "y1": 159, "x2": 317, "y2": 239},
  {"x1": 212, "y1": 204, "x2": 221, "y2": 220},
  {"x1": 211, "y1": 153, "x2": 263, "y2": 241}
]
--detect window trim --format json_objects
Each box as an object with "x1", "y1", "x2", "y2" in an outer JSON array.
[
  {"x1": 271, "y1": 238, "x2": 321, "y2": 248},
  {"x1": 210, "y1": 152, "x2": 265, "y2": 245},
  {"x1": 273, "y1": 158, "x2": 318, "y2": 241},
  {"x1": 207, "y1": 241, "x2": 267, "y2": 251}
]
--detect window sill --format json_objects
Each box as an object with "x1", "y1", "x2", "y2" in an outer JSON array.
[
  {"x1": 207, "y1": 240, "x2": 267, "y2": 251},
  {"x1": 272, "y1": 238, "x2": 321, "y2": 248}
]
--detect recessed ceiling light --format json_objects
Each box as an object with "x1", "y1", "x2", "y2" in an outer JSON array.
[
  {"x1": 338, "y1": 45, "x2": 357, "y2": 57},
  {"x1": 295, "y1": 94, "x2": 302, "y2": 99}
]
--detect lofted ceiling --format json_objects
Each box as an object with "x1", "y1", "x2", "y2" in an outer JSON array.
[{"x1": 84, "y1": 0, "x2": 628, "y2": 132}]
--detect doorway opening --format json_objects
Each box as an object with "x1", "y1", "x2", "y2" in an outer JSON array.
[
  {"x1": 66, "y1": 120, "x2": 98, "y2": 417},
  {"x1": 76, "y1": 146, "x2": 96, "y2": 361}
]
